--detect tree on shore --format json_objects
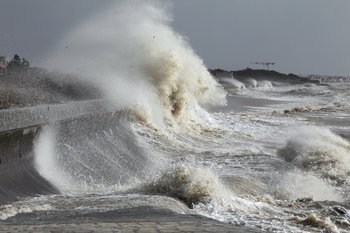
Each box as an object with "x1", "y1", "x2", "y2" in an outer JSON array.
[
  {"x1": 12, "y1": 54, "x2": 21, "y2": 66},
  {"x1": 8, "y1": 54, "x2": 30, "y2": 69}
]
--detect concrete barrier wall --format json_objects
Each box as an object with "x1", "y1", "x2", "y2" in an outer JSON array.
[
  {"x1": 0, "y1": 100, "x2": 118, "y2": 204},
  {"x1": 0, "y1": 99, "x2": 116, "y2": 132},
  {"x1": 0, "y1": 126, "x2": 58, "y2": 203}
]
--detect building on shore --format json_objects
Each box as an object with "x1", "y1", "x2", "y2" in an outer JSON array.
[{"x1": 0, "y1": 56, "x2": 8, "y2": 76}]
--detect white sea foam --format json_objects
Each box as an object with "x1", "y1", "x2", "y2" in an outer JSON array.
[
  {"x1": 34, "y1": 127, "x2": 73, "y2": 192},
  {"x1": 41, "y1": 0, "x2": 226, "y2": 128},
  {"x1": 278, "y1": 126, "x2": 350, "y2": 187},
  {"x1": 220, "y1": 77, "x2": 246, "y2": 89},
  {"x1": 142, "y1": 164, "x2": 231, "y2": 207},
  {"x1": 34, "y1": 124, "x2": 157, "y2": 195},
  {"x1": 294, "y1": 213, "x2": 340, "y2": 233},
  {"x1": 142, "y1": 163, "x2": 283, "y2": 226},
  {"x1": 244, "y1": 78, "x2": 258, "y2": 88},
  {"x1": 257, "y1": 80, "x2": 273, "y2": 89},
  {"x1": 275, "y1": 170, "x2": 343, "y2": 202},
  {"x1": 0, "y1": 202, "x2": 51, "y2": 221},
  {"x1": 27, "y1": 2, "x2": 350, "y2": 232}
]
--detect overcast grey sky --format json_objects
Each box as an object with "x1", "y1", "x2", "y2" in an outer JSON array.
[{"x1": 1, "y1": 0, "x2": 349, "y2": 75}]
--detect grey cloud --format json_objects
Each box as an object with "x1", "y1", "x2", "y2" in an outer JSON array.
[{"x1": 1, "y1": 0, "x2": 349, "y2": 75}]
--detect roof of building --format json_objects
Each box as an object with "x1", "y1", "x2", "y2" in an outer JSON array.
[{"x1": 0, "y1": 63, "x2": 7, "y2": 69}]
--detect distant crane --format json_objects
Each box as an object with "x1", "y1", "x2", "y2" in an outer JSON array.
[{"x1": 251, "y1": 62, "x2": 275, "y2": 70}]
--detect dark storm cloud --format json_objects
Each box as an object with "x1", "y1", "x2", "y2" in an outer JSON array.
[{"x1": 1, "y1": 0, "x2": 349, "y2": 75}]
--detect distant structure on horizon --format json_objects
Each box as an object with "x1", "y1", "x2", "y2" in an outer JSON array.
[
  {"x1": 0, "y1": 54, "x2": 30, "y2": 76},
  {"x1": 251, "y1": 62, "x2": 275, "y2": 70},
  {"x1": 307, "y1": 74, "x2": 350, "y2": 83},
  {"x1": 0, "y1": 56, "x2": 9, "y2": 76}
]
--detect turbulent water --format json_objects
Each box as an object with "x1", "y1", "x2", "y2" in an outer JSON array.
[{"x1": 1, "y1": 1, "x2": 350, "y2": 233}]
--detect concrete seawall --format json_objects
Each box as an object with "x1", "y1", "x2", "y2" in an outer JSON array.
[
  {"x1": 0, "y1": 100, "x2": 117, "y2": 204},
  {"x1": 0, "y1": 126, "x2": 58, "y2": 203},
  {"x1": 0, "y1": 101, "x2": 261, "y2": 233},
  {"x1": 0, "y1": 99, "x2": 115, "y2": 132}
]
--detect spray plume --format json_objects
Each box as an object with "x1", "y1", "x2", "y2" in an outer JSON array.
[{"x1": 41, "y1": 0, "x2": 226, "y2": 126}]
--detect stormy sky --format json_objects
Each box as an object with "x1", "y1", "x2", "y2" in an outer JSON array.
[{"x1": 0, "y1": 0, "x2": 349, "y2": 75}]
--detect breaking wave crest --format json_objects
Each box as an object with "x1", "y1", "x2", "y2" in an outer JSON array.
[
  {"x1": 274, "y1": 170, "x2": 343, "y2": 202},
  {"x1": 220, "y1": 77, "x2": 273, "y2": 90},
  {"x1": 33, "y1": 1, "x2": 231, "y2": 203},
  {"x1": 220, "y1": 77, "x2": 246, "y2": 89},
  {"x1": 294, "y1": 213, "x2": 340, "y2": 233},
  {"x1": 278, "y1": 126, "x2": 350, "y2": 187},
  {"x1": 41, "y1": 0, "x2": 226, "y2": 128},
  {"x1": 142, "y1": 164, "x2": 231, "y2": 207},
  {"x1": 140, "y1": 163, "x2": 283, "y2": 231},
  {"x1": 284, "y1": 85, "x2": 331, "y2": 96}
]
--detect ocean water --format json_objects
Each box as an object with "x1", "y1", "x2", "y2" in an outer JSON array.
[
  {"x1": 1, "y1": 2, "x2": 350, "y2": 232},
  {"x1": 2, "y1": 76, "x2": 349, "y2": 233}
]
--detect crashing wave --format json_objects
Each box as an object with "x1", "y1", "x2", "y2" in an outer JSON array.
[
  {"x1": 282, "y1": 105, "x2": 335, "y2": 114},
  {"x1": 257, "y1": 80, "x2": 273, "y2": 89},
  {"x1": 245, "y1": 78, "x2": 258, "y2": 88},
  {"x1": 278, "y1": 126, "x2": 350, "y2": 187},
  {"x1": 293, "y1": 213, "x2": 340, "y2": 233},
  {"x1": 284, "y1": 85, "x2": 331, "y2": 96},
  {"x1": 141, "y1": 164, "x2": 230, "y2": 207},
  {"x1": 141, "y1": 162, "x2": 281, "y2": 226},
  {"x1": 41, "y1": 1, "x2": 226, "y2": 127},
  {"x1": 141, "y1": 164, "x2": 231, "y2": 207},
  {"x1": 274, "y1": 170, "x2": 343, "y2": 202},
  {"x1": 220, "y1": 77, "x2": 246, "y2": 89}
]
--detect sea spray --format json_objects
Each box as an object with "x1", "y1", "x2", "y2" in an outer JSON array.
[
  {"x1": 274, "y1": 169, "x2": 343, "y2": 202},
  {"x1": 142, "y1": 164, "x2": 231, "y2": 207},
  {"x1": 294, "y1": 213, "x2": 340, "y2": 233},
  {"x1": 40, "y1": 0, "x2": 226, "y2": 127},
  {"x1": 34, "y1": 127, "x2": 72, "y2": 193},
  {"x1": 220, "y1": 77, "x2": 246, "y2": 89},
  {"x1": 141, "y1": 163, "x2": 279, "y2": 218},
  {"x1": 34, "y1": 114, "x2": 166, "y2": 195},
  {"x1": 278, "y1": 126, "x2": 350, "y2": 187}
]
